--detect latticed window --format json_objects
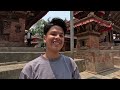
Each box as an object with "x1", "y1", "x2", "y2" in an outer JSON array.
[
  {"x1": 0, "y1": 20, "x2": 4, "y2": 35},
  {"x1": 79, "y1": 40, "x2": 86, "y2": 47}
]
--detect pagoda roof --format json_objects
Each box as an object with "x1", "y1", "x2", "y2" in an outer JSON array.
[
  {"x1": 67, "y1": 12, "x2": 112, "y2": 31},
  {"x1": 67, "y1": 11, "x2": 120, "y2": 33}
]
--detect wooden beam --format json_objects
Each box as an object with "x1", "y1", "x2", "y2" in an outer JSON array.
[
  {"x1": 113, "y1": 24, "x2": 120, "y2": 33},
  {"x1": 113, "y1": 12, "x2": 120, "y2": 26},
  {"x1": 111, "y1": 11, "x2": 118, "y2": 19},
  {"x1": 26, "y1": 11, "x2": 48, "y2": 30}
]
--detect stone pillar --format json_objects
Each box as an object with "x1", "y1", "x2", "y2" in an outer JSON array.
[
  {"x1": 85, "y1": 50, "x2": 114, "y2": 73},
  {"x1": 77, "y1": 31, "x2": 100, "y2": 48},
  {"x1": 76, "y1": 30, "x2": 114, "y2": 73},
  {"x1": 86, "y1": 32, "x2": 100, "y2": 49}
]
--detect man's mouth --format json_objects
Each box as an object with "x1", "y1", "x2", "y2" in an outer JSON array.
[{"x1": 52, "y1": 41, "x2": 61, "y2": 45}]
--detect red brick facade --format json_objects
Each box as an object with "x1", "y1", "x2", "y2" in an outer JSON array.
[
  {"x1": 0, "y1": 12, "x2": 26, "y2": 47},
  {"x1": 9, "y1": 18, "x2": 25, "y2": 46}
]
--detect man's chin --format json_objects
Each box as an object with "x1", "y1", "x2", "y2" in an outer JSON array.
[{"x1": 52, "y1": 47, "x2": 61, "y2": 52}]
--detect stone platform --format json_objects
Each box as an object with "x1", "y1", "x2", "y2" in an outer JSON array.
[
  {"x1": 80, "y1": 65, "x2": 120, "y2": 79},
  {"x1": 0, "y1": 61, "x2": 26, "y2": 79}
]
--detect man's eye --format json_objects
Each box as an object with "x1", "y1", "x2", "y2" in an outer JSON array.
[
  {"x1": 51, "y1": 33, "x2": 56, "y2": 36},
  {"x1": 60, "y1": 34, "x2": 64, "y2": 37}
]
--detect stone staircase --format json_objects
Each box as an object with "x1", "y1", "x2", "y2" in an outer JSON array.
[
  {"x1": 0, "y1": 47, "x2": 44, "y2": 79},
  {"x1": 0, "y1": 61, "x2": 26, "y2": 79}
]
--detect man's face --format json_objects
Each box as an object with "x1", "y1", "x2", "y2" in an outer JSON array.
[{"x1": 44, "y1": 25, "x2": 65, "y2": 52}]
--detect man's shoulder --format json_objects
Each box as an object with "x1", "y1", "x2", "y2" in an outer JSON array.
[
  {"x1": 23, "y1": 56, "x2": 42, "y2": 69},
  {"x1": 61, "y1": 55, "x2": 73, "y2": 65},
  {"x1": 62, "y1": 54, "x2": 76, "y2": 67},
  {"x1": 62, "y1": 54, "x2": 73, "y2": 62}
]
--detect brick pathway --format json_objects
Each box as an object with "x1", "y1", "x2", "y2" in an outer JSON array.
[{"x1": 80, "y1": 65, "x2": 120, "y2": 79}]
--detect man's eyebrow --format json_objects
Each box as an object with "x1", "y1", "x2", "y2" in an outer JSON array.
[
  {"x1": 60, "y1": 32, "x2": 64, "y2": 35},
  {"x1": 51, "y1": 31, "x2": 64, "y2": 34}
]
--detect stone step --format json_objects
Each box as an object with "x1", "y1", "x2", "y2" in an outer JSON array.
[
  {"x1": 0, "y1": 61, "x2": 27, "y2": 66},
  {"x1": 0, "y1": 52, "x2": 42, "y2": 63},
  {"x1": 0, "y1": 47, "x2": 45, "y2": 52},
  {"x1": 0, "y1": 62, "x2": 26, "y2": 79}
]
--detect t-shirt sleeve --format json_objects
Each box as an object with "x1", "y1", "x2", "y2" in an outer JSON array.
[
  {"x1": 19, "y1": 64, "x2": 33, "y2": 79},
  {"x1": 69, "y1": 58, "x2": 81, "y2": 79},
  {"x1": 19, "y1": 72, "x2": 30, "y2": 79}
]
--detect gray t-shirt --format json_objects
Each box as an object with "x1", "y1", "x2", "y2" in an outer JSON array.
[{"x1": 19, "y1": 54, "x2": 80, "y2": 79}]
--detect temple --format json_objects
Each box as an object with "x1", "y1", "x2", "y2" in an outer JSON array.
[
  {"x1": 0, "y1": 11, "x2": 48, "y2": 47},
  {"x1": 63, "y1": 11, "x2": 120, "y2": 73},
  {"x1": 63, "y1": 11, "x2": 120, "y2": 51}
]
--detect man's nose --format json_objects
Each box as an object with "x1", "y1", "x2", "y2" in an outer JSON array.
[{"x1": 55, "y1": 34, "x2": 60, "y2": 38}]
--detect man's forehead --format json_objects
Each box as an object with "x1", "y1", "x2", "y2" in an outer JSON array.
[
  {"x1": 49, "y1": 25, "x2": 64, "y2": 33},
  {"x1": 50, "y1": 25, "x2": 63, "y2": 30},
  {"x1": 49, "y1": 29, "x2": 64, "y2": 34}
]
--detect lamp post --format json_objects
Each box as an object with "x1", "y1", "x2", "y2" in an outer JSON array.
[{"x1": 70, "y1": 11, "x2": 74, "y2": 59}]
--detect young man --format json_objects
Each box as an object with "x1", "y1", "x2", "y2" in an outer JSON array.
[{"x1": 19, "y1": 18, "x2": 80, "y2": 79}]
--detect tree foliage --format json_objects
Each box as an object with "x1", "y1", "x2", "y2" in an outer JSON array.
[
  {"x1": 29, "y1": 19, "x2": 47, "y2": 48},
  {"x1": 30, "y1": 19, "x2": 47, "y2": 38}
]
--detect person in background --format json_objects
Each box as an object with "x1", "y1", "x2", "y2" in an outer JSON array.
[{"x1": 26, "y1": 30, "x2": 32, "y2": 47}]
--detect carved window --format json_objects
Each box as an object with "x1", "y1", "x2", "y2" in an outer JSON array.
[
  {"x1": 0, "y1": 20, "x2": 4, "y2": 35},
  {"x1": 3, "y1": 20, "x2": 11, "y2": 34},
  {"x1": 15, "y1": 24, "x2": 21, "y2": 33},
  {"x1": 79, "y1": 39, "x2": 86, "y2": 47}
]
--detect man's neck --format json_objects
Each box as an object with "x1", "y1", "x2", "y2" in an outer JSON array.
[{"x1": 44, "y1": 50, "x2": 60, "y2": 60}]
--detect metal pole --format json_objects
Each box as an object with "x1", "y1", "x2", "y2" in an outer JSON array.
[{"x1": 70, "y1": 11, "x2": 74, "y2": 59}]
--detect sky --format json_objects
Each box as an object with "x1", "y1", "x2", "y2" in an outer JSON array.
[
  {"x1": 42, "y1": 11, "x2": 70, "y2": 21},
  {"x1": 31, "y1": 11, "x2": 70, "y2": 29}
]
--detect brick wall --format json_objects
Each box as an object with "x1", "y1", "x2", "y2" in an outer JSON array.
[
  {"x1": 86, "y1": 35, "x2": 99, "y2": 48},
  {"x1": 9, "y1": 18, "x2": 25, "y2": 46},
  {"x1": 75, "y1": 49, "x2": 115, "y2": 73}
]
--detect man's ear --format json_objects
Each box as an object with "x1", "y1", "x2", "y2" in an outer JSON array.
[{"x1": 43, "y1": 35, "x2": 46, "y2": 43}]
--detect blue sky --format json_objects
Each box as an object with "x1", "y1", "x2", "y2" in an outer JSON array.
[
  {"x1": 31, "y1": 11, "x2": 70, "y2": 29},
  {"x1": 42, "y1": 11, "x2": 70, "y2": 21}
]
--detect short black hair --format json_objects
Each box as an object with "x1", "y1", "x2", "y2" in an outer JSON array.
[{"x1": 44, "y1": 18, "x2": 67, "y2": 35}]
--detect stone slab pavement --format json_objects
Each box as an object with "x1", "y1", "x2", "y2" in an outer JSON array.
[{"x1": 80, "y1": 65, "x2": 120, "y2": 79}]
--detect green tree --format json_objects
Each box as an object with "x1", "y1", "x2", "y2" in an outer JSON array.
[
  {"x1": 33, "y1": 19, "x2": 47, "y2": 38},
  {"x1": 30, "y1": 19, "x2": 47, "y2": 48},
  {"x1": 30, "y1": 28, "x2": 36, "y2": 35}
]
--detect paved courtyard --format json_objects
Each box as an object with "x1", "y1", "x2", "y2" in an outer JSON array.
[{"x1": 80, "y1": 65, "x2": 120, "y2": 79}]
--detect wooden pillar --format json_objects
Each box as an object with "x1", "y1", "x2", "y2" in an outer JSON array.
[
  {"x1": 118, "y1": 33, "x2": 120, "y2": 40},
  {"x1": 106, "y1": 32, "x2": 109, "y2": 42},
  {"x1": 110, "y1": 30, "x2": 113, "y2": 42},
  {"x1": 115, "y1": 31, "x2": 117, "y2": 39}
]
